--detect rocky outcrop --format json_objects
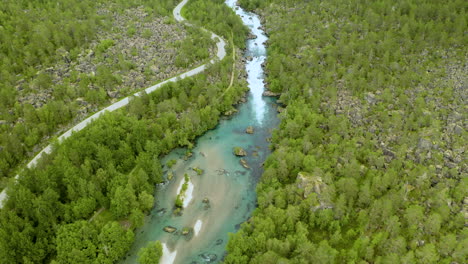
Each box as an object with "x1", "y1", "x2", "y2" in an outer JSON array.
[
  {"x1": 163, "y1": 226, "x2": 177, "y2": 233},
  {"x1": 16, "y1": 5, "x2": 213, "y2": 115},
  {"x1": 240, "y1": 158, "x2": 250, "y2": 169},
  {"x1": 262, "y1": 90, "x2": 280, "y2": 97},
  {"x1": 296, "y1": 172, "x2": 333, "y2": 210},
  {"x1": 233, "y1": 147, "x2": 247, "y2": 156}
]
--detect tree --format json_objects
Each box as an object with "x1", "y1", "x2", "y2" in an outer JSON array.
[
  {"x1": 110, "y1": 185, "x2": 137, "y2": 219},
  {"x1": 56, "y1": 221, "x2": 98, "y2": 263},
  {"x1": 96, "y1": 221, "x2": 134, "y2": 263},
  {"x1": 138, "y1": 241, "x2": 163, "y2": 264}
]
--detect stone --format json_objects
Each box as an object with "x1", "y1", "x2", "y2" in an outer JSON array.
[
  {"x1": 450, "y1": 111, "x2": 463, "y2": 122},
  {"x1": 446, "y1": 162, "x2": 457, "y2": 169},
  {"x1": 383, "y1": 148, "x2": 396, "y2": 159},
  {"x1": 224, "y1": 109, "x2": 238, "y2": 116},
  {"x1": 247, "y1": 33, "x2": 257, "y2": 39},
  {"x1": 157, "y1": 208, "x2": 167, "y2": 216},
  {"x1": 202, "y1": 198, "x2": 210, "y2": 204},
  {"x1": 182, "y1": 227, "x2": 193, "y2": 236},
  {"x1": 167, "y1": 171, "x2": 174, "y2": 181},
  {"x1": 199, "y1": 253, "x2": 217, "y2": 262},
  {"x1": 183, "y1": 152, "x2": 193, "y2": 160},
  {"x1": 245, "y1": 126, "x2": 254, "y2": 134},
  {"x1": 107, "y1": 90, "x2": 119, "y2": 98},
  {"x1": 0, "y1": 120, "x2": 8, "y2": 126},
  {"x1": 365, "y1": 92, "x2": 377, "y2": 104},
  {"x1": 240, "y1": 158, "x2": 250, "y2": 169},
  {"x1": 417, "y1": 138, "x2": 432, "y2": 150},
  {"x1": 297, "y1": 172, "x2": 334, "y2": 210},
  {"x1": 163, "y1": 226, "x2": 177, "y2": 233},
  {"x1": 443, "y1": 150, "x2": 453, "y2": 161},
  {"x1": 192, "y1": 167, "x2": 203, "y2": 175},
  {"x1": 262, "y1": 90, "x2": 280, "y2": 97},
  {"x1": 233, "y1": 147, "x2": 247, "y2": 156},
  {"x1": 297, "y1": 172, "x2": 324, "y2": 197},
  {"x1": 215, "y1": 239, "x2": 223, "y2": 245},
  {"x1": 76, "y1": 98, "x2": 88, "y2": 106},
  {"x1": 453, "y1": 125, "x2": 464, "y2": 135}
]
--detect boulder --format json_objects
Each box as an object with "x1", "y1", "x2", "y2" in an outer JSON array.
[
  {"x1": 163, "y1": 226, "x2": 177, "y2": 233},
  {"x1": 202, "y1": 198, "x2": 210, "y2": 204},
  {"x1": 245, "y1": 126, "x2": 254, "y2": 134},
  {"x1": 383, "y1": 148, "x2": 396, "y2": 159},
  {"x1": 107, "y1": 90, "x2": 119, "y2": 98},
  {"x1": 297, "y1": 172, "x2": 333, "y2": 210},
  {"x1": 167, "y1": 171, "x2": 174, "y2": 181},
  {"x1": 224, "y1": 109, "x2": 238, "y2": 116},
  {"x1": 233, "y1": 147, "x2": 247, "y2": 156},
  {"x1": 76, "y1": 98, "x2": 88, "y2": 106},
  {"x1": 192, "y1": 167, "x2": 203, "y2": 175},
  {"x1": 417, "y1": 138, "x2": 432, "y2": 151},
  {"x1": 453, "y1": 125, "x2": 464, "y2": 135},
  {"x1": 247, "y1": 33, "x2": 257, "y2": 39},
  {"x1": 365, "y1": 92, "x2": 377, "y2": 104},
  {"x1": 262, "y1": 90, "x2": 280, "y2": 97},
  {"x1": 240, "y1": 158, "x2": 250, "y2": 169},
  {"x1": 182, "y1": 227, "x2": 193, "y2": 236},
  {"x1": 199, "y1": 253, "x2": 217, "y2": 262}
]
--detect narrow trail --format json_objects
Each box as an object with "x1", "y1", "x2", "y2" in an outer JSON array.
[{"x1": 0, "y1": 0, "x2": 227, "y2": 207}]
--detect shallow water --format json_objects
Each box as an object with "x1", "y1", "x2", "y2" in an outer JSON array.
[{"x1": 122, "y1": 1, "x2": 278, "y2": 263}]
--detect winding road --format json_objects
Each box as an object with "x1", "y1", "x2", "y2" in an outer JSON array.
[{"x1": 0, "y1": 0, "x2": 226, "y2": 207}]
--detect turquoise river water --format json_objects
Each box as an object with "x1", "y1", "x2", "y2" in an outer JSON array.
[{"x1": 123, "y1": 0, "x2": 278, "y2": 263}]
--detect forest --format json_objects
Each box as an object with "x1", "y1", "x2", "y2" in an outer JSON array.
[
  {"x1": 1, "y1": 0, "x2": 466, "y2": 263},
  {"x1": 0, "y1": 0, "x2": 214, "y2": 190},
  {"x1": 225, "y1": 0, "x2": 467, "y2": 263},
  {"x1": 0, "y1": 0, "x2": 248, "y2": 263}
]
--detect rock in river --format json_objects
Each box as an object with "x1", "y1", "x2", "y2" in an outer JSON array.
[
  {"x1": 240, "y1": 158, "x2": 250, "y2": 169},
  {"x1": 233, "y1": 147, "x2": 247, "y2": 156},
  {"x1": 199, "y1": 253, "x2": 217, "y2": 262},
  {"x1": 262, "y1": 90, "x2": 280, "y2": 97},
  {"x1": 245, "y1": 126, "x2": 254, "y2": 134},
  {"x1": 163, "y1": 226, "x2": 177, "y2": 233}
]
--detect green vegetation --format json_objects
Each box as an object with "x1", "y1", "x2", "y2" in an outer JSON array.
[
  {"x1": 175, "y1": 173, "x2": 190, "y2": 208},
  {"x1": 192, "y1": 167, "x2": 204, "y2": 175},
  {"x1": 0, "y1": 0, "x2": 212, "y2": 190},
  {"x1": 137, "y1": 241, "x2": 163, "y2": 264},
  {"x1": 184, "y1": 0, "x2": 249, "y2": 49},
  {"x1": 0, "y1": 11, "x2": 248, "y2": 260},
  {"x1": 167, "y1": 159, "x2": 177, "y2": 168},
  {"x1": 226, "y1": 0, "x2": 467, "y2": 263}
]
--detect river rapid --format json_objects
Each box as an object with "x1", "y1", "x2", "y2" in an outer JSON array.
[{"x1": 123, "y1": 1, "x2": 278, "y2": 263}]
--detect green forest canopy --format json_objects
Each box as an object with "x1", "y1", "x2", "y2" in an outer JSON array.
[
  {"x1": 0, "y1": 0, "x2": 248, "y2": 263},
  {"x1": 226, "y1": 0, "x2": 467, "y2": 263}
]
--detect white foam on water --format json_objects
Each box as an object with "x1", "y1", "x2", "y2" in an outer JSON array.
[
  {"x1": 176, "y1": 177, "x2": 194, "y2": 208},
  {"x1": 194, "y1": 219, "x2": 203, "y2": 236},
  {"x1": 160, "y1": 243, "x2": 177, "y2": 264}
]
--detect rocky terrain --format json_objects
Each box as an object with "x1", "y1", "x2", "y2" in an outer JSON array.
[{"x1": 16, "y1": 5, "x2": 214, "y2": 119}]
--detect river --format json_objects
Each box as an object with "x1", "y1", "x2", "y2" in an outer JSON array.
[{"x1": 122, "y1": 0, "x2": 278, "y2": 263}]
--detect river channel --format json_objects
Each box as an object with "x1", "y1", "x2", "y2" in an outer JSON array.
[{"x1": 123, "y1": 0, "x2": 278, "y2": 262}]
